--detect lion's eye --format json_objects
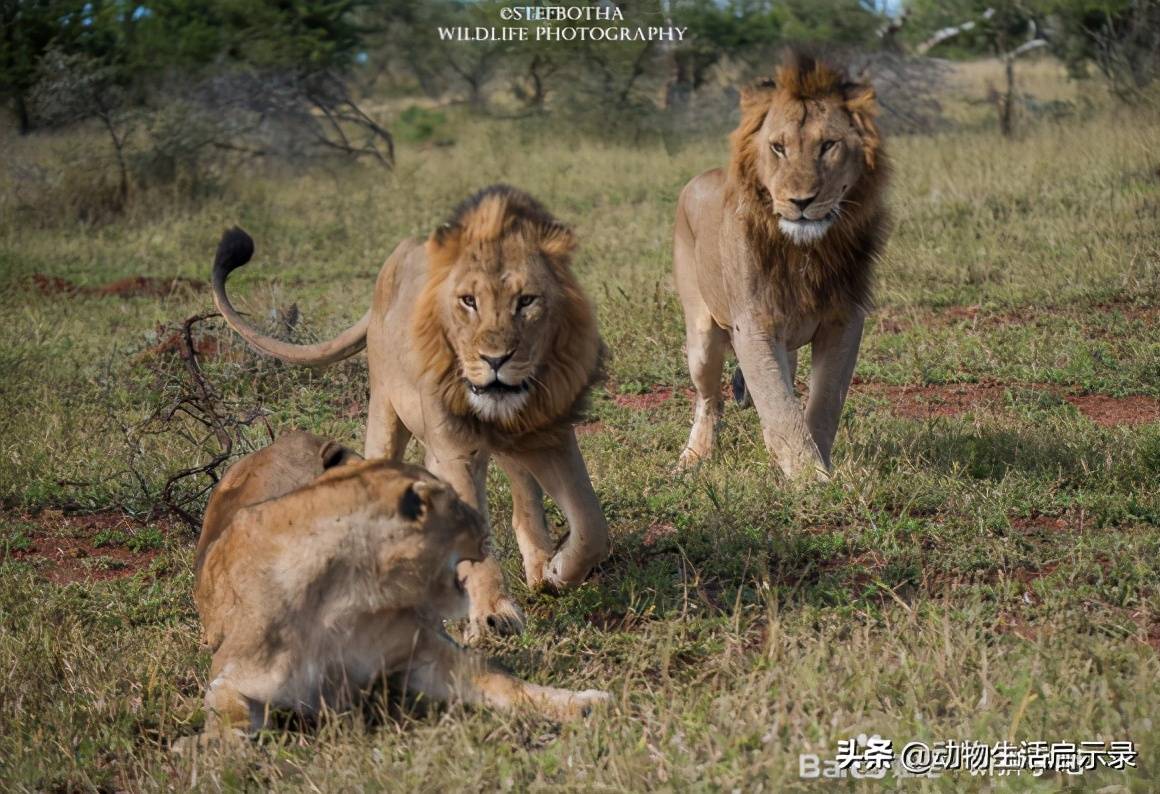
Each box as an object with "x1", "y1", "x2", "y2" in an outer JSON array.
[
  {"x1": 821, "y1": 140, "x2": 838, "y2": 155},
  {"x1": 771, "y1": 142, "x2": 786, "y2": 157},
  {"x1": 516, "y1": 295, "x2": 537, "y2": 310},
  {"x1": 460, "y1": 295, "x2": 476, "y2": 310}
]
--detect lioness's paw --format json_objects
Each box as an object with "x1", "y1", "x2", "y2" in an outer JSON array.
[
  {"x1": 464, "y1": 596, "x2": 525, "y2": 645},
  {"x1": 556, "y1": 689, "x2": 613, "y2": 721},
  {"x1": 170, "y1": 728, "x2": 249, "y2": 756}
]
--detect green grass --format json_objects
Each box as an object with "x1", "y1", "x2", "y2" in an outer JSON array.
[{"x1": 0, "y1": 62, "x2": 1158, "y2": 790}]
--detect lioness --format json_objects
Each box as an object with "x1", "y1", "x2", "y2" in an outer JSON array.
[
  {"x1": 191, "y1": 431, "x2": 610, "y2": 743},
  {"x1": 673, "y1": 52, "x2": 889, "y2": 479},
  {"x1": 212, "y1": 186, "x2": 610, "y2": 640}
]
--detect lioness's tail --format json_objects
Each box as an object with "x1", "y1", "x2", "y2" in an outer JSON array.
[{"x1": 212, "y1": 227, "x2": 370, "y2": 367}]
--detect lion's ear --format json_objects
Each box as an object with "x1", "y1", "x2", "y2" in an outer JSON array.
[
  {"x1": 739, "y1": 81, "x2": 775, "y2": 113},
  {"x1": 426, "y1": 223, "x2": 463, "y2": 269},
  {"x1": 319, "y1": 440, "x2": 361, "y2": 470},
  {"x1": 842, "y1": 81, "x2": 881, "y2": 169},
  {"x1": 539, "y1": 222, "x2": 577, "y2": 263},
  {"x1": 399, "y1": 479, "x2": 447, "y2": 522}
]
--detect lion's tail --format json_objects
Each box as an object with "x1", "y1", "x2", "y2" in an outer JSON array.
[{"x1": 212, "y1": 227, "x2": 370, "y2": 367}]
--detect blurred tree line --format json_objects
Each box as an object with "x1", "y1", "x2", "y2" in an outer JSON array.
[{"x1": 1, "y1": 0, "x2": 1155, "y2": 217}]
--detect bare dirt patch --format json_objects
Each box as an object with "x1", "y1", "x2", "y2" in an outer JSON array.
[
  {"x1": 1064, "y1": 394, "x2": 1160, "y2": 428},
  {"x1": 859, "y1": 381, "x2": 1014, "y2": 420},
  {"x1": 4, "y1": 511, "x2": 173, "y2": 585},
  {"x1": 642, "y1": 522, "x2": 677, "y2": 547},
  {"x1": 139, "y1": 327, "x2": 244, "y2": 363},
  {"x1": 1010, "y1": 514, "x2": 1075, "y2": 533},
  {"x1": 612, "y1": 387, "x2": 694, "y2": 410},
  {"x1": 31, "y1": 273, "x2": 205, "y2": 299}
]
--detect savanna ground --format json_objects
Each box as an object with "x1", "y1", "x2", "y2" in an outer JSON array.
[{"x1": 1, "y1": 58, "x2": 1158, "y2": 791}]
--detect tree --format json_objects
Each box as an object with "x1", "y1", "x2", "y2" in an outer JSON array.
[
  {"x1": 1048, "y1": 0, "x2": 1160, "y2": 99},
  {"x1": 0, "y1": 0, "x2": 88, "y2": 134},
  {"x1": 32, "y1": 46, "x2": 133, "y2": 201}
]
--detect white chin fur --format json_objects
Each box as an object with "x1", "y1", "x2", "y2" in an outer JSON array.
[
  {"x1": 779, "y1": 216, "x2": 833, "y2": 245},
  {"x1": 467, "y1": 389, "x2": 530, "y2": 424}
]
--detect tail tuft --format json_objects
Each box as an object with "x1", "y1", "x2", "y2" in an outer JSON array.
[
  {"x1": 731, "y1": 367, "x2": 752, "y2": 408},
  {"x1": 213, "y1": 227, "x2": 255, "y2": 281}
]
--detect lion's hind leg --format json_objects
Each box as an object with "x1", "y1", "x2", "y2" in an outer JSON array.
[
  {"x1": 406, "y1": 628, "x2": 611, "y2": 722},
  {"x1": 365, "y1": 389, "x2": 412, "y2": 461},
  {"x1": 677, "y1": 308, "x2": 728, "y2": 470}
]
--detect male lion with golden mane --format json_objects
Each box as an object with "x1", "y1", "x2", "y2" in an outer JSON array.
[
  {"x1": 187, "y1": 431, "x2": 609, "y2": 746},
  {"x1": 673, "y1": 53, "x2": 889, "y2": 479},
  {"x1": 211, "y1": 186, "x2": 609, "y2": 641}
]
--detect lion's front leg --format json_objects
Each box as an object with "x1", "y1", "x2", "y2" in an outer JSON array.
[
  {"x1": 731, "y1": 321, "x2": 827, "y2": 481},
  {"x1": 424, "y1": 445, "x2": 525, "y2": 643},
  {"x1": 509, "y1": 431, "x2": 609, "y2": 590},
  {"x1": 804, "y1": 311, "x2": 865, "y2": 469}
]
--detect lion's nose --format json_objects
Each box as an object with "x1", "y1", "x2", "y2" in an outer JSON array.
[
  {"x1": 480, "y1": 351, "x2": 513, "y2": 372},
  {"x1": 790, "y1": 194, "x2": 817, "y2": 212}
]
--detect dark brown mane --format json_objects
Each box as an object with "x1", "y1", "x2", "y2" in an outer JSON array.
[{"x1": 726, "y1": 52, "x2": 890, "y2": 325}]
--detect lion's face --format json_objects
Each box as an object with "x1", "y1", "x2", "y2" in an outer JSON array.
[
  {"x1": 439, "y1": 234, "x2": 560, "y2": 423},
  {"x1": 732, "y1": 61, "x2": 881, "y2": 248},
  {"x1": 416, "y1": 187, "x2": 598, "y2": 433},
  {"x1": 755, "y1": 96, "x2": 866, "y2": 246}
]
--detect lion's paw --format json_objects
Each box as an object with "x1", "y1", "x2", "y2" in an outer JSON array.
[
  {"x1": 556, "y1": 689, "x2": 613, "y2": 721},
  {"x1": 543, "y1": 538, "x2": 608, "y2": 591},
  {"x1": 171, "y1": 728, "x2": 249, "y2": 756},
  {"x1": 675, "y1": 446, "x2": 707, "y2": 473},
  {"x1": 464, "y1": 595, "x2": 525, "y2": 645}
]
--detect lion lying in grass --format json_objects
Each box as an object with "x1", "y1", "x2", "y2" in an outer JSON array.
[{"x1": 187, "y1": 431, "x2": 610, "y2": 746}]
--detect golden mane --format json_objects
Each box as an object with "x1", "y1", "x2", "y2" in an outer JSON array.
[
  {"x1": 726, "y1": 52, "x2": 890, "y2": 324},
  {"x1": 412, "y1": 185, "x2": 602, "y2": 449}
]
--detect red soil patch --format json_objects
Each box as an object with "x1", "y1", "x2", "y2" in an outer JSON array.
[
  {"x1": 1010, "y1": 514, "x2": 1075, "y2": 533},
  {"x1": 612, "y1": 387, "x2": 694, "y2": 410},
  {"x1": 859, "y1": 382, "x2": 1014, "y2": 420},
  {"x1": 1064, "y1": 394, "x2": 1160, "y2": 428},
  {"x1": 140, "y1": 328, "x2": 243, "y2": 363},
  {"x1": 642, "y1": 522, "x2": 677, "y2": 547},
  {"x1": 5, "y1": 511, "x2": 171, "y2": 585},
  {"x1": 31, "y1": 273, "x2": 205, "y2": 299},
  {"x1": 31, "y1": 274, "x2": 81, "y2": 295}
]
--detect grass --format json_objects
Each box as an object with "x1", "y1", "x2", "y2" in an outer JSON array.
[{"x1": 0, "y1": 59, "x2": 1158, "y2": 790}]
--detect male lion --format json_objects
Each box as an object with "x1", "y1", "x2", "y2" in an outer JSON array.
[
  {"x1": 190, "y1": 431, "x2": 610, "y2": 745},
  {"x1": 673, "y1": 53, "x2": 889, "y2": 479},
  {"x1": 211, "y1": 185, "x2": 609, "y2": 640}
]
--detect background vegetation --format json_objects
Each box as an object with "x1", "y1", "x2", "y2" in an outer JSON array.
[{"x1": 1, "y1": 1, "x2": 1158, "y2": 790}]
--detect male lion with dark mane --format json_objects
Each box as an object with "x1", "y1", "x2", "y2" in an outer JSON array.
[
  {"x1": 211, "y1": 186, "x2": 609, "y2": 642},
  {"x1": 673, "y1": 52, "x2": 889, "y2": 480}
]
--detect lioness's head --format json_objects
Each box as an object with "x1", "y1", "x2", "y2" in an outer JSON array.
[
  {"x1": 316, "y1": 459, "x2": 490, "y2": 584},
  {"x1": 730, "y1": 52, "x2": 883, "y2": 246},
  {"x1": 414, "y1": 186, "x2": 601, "y2": 434}
]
